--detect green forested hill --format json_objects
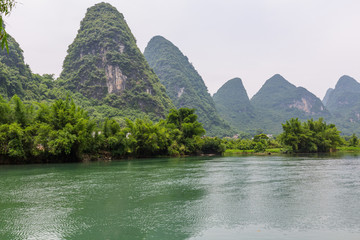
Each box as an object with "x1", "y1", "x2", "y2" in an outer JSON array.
[
  {"x1": 60, "y1": 3, "x2": 173, "y2": 118},
  {"x1": 3, "y1": 3, "x2": 360, "y2": 137},
  {"x1": 0, "y1": 33, "x2": 59, "y2": 102},
  {"x1": 0, "y1": 35, "x2": 29, "y2": 99},
  {"x1": 213, "y1": 78, "x2": 256, "y2": 131},
  {"x1": 0, "y1": 35, "x2": 34, "y2": 99},
  {"x1": 250, "y1": 74, "x2": 330, "y2": 134},
  {"x1": 144, "y1": 36, "x2": 233, "y2": 136},
  {"x1": 323, "y1": 75, "x2": 360, "y2": 135}
]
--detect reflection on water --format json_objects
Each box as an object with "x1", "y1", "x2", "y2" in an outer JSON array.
[{"x1": 1, "y1": 155, "x2": 360, "y2": 239}]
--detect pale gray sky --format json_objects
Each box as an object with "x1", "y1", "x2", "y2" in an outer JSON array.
[{"x1": 5, "y1": 0, "x2": 360, "y2": 99}]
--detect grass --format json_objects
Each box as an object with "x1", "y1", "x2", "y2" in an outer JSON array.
[
  {"x1": 336, "y1": 146, "x2": 360, "y2": 152},
  {"x1": 224, "y1": 146, "x2": 360, "y2": 155},
  {"x1": 224, "y1": 148, "x2": 283, "y2": 155}
]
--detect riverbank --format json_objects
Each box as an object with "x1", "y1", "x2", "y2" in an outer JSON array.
[{"x1": 224, "y1": 146, "x2": 360, "y2": 156}]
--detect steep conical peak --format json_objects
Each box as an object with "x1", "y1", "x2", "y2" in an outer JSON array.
[
  {"x1": 324, "y1": 75, "x2": 360, "y2": 126},
  {"x1": 262, "y1": 74, "x2": 295, "y2": 90},
  {"x1": 335, "y1": 75, "x2": 360, "y2": 91},
  {"x1": 213, "y1": 78, "x2": 249, "y2": 103},
  {"x1": 323, "y1": 88, "x2": 334, "y2": 106},
  {"x1": 144, "y1": 35, "x2": 233, "y2": 136},
  {"x1": 213, "y1": 77, "x2": 254, "y2": 132},
  {"x1": 60, "y1": 3, "x2": 173, "y2": 117},
  {"x1": 251, "y1": 74, "x2": 295, "y2": 103},
  {"x1": 145, "y1": 35, "x2": 193, "y2": 74}
]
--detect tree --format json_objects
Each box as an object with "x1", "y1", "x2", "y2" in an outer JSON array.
[
  {"x1": 0, "y1": 0, "x2": 16, "y2": 51},
  {"x1": 166, "y1": 108, "x2": 205, "y2": 154},
  {"x1": 279, "y1": 118, "x2": 341, "y2": 153},
  {"x1": 349, "y1": 134, "x2": 359, "y2": 147},
  {"x1": 253, "y1": 134, "x2": 269, "y2": 152}
]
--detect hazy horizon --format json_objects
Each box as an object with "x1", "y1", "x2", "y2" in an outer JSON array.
[{"x1": 5, "y1": 0, "x2": 360, "y2": 99}]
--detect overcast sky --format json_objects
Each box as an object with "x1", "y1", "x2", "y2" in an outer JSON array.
[{"x1": 5, "y1": 0, "x2": 360, "y2": 99}]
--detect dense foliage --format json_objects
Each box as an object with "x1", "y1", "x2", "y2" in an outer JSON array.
[
  {"x1": 60, "y1": 3, "x2": 173, "y2": 118},
  {"x1": 144, "y1": 36, "x2": 234, "y2": 137},
  {"x1": 2, "y1": 2, "x2": 360, "y2": 139},
  {"x1": 222, "y1": 133, "x2": 280, "y2": 153},
  {"x1": 0, "y1": 0, "x2": 16, "y2": 51},
  {"x1": 278, "y1": 118, "x2": 342, "y2": 153},
  {"x1": 0, "y1": 95, "x2": 224, "y2": 163}
]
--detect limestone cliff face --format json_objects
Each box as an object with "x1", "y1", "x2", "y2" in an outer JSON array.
[
  {"x1": 60, "y1": 3, "x2": 173, "y2": 117},
  {"x1": 250, "y1": 74, "x2": 330, "y2": 133},
  {"x1": 105, "y1": 64, "x2": 126, "y2": 94},
  {"x1": 288, "y1": 88, "x2": 326, "y2": 115}
]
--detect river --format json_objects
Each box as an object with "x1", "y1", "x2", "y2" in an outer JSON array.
[{"x1": 1, "y1": 154, "x2": 360, "y2": 239}]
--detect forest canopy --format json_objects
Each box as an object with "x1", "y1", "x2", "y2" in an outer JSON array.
[{"x1": 0, "y1": 95, "x2": 224, "y2": 163}]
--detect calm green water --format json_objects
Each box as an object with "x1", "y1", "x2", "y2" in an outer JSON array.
[{"x1": 1, "y1": 155, "x2": 360, "y2": 240}]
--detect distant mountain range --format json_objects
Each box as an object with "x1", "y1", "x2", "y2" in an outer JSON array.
[
  {"x1": 214, "y1": 74, "x2": 360, "y2": 135},
  {"x1": 1, "y1": 2, "x2": 360, "y2": 136}
]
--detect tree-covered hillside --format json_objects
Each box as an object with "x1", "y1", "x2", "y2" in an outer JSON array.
[
  {"x1": 213, "y1": 78, "x2": 256, "y2": 131},
  {"x1": 0, "y1": 34, "x2": 32, "y2": 99},
  {"x1": 250, "y1": 74, "x2": 330, "y2": 134},
  {"x1": 323, "y1": 75, "x2": 360, "y2": 135},
  {"x1": 60, "y1": 3, "x2": 173, "y2": 118},
  {"x1": 0, "y1": 33, "x2": 58, "y2": 102},
  {"x1": 144, "y1": 36, "x2": 233, "y2": 136}
]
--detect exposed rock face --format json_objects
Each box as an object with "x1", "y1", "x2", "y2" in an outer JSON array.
[
  {"x1": 289, "y1": 95, "x2": 325, "y2": 114},
  {"x1": 324, "y1": 75, "x2": 360, "y2": 111},
  {"x1": 289, "y1": 98, "x2": 312, "y2": 113},
  {"x1": 60, "y1": 3, "x2": 173, "y2": 117},
  {"x1": 144, "y1": 35, "x2": 233, "y2": 136},
  {"x1": 105, "y1": 65, "x2": 126, "y2": 94},
  {"x1": 250, "y1": 74, "x2": 330, "y2": 133},
  {"x1": 323, "y1": 75, "x2": 360, "y2": 134}
]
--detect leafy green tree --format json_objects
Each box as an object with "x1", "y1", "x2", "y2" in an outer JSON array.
[
  {"x1": 0, "y1": 94, "x2": 11, "y2": 123},
  {"x1": 166, "y1": 108, "x2": 205, "y2": 154},
  {"x1": 279, "y1": 118, "x2": 341, "y2": 153},
  {"x1": 11, "y1": 94, "x2": 32, "y2": 127},
  {"x1": 254, "y1": 142, "x2": 266, "y2": 152},
  {"x1": 348, "y1": 134, "x2": 359, "y2": 147},
  {"x1": 123, "y1": 118, "x2": 170, "y2": 156},
  {"x1": 0, "y1": 123, "x2": 25, "y2": 158},
  {"x1": 253, "y1": 134, "x2": 269, "y2": 152},
  {"x1": 201, "y1": 137, "x2": 226, "y2": 154},
  {"x1": 0, "y1": 0, "x2": 16, "y2": 51}
]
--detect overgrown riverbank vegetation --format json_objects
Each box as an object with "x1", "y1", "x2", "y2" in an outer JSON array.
[
  {"x1": 1, "y1": 95, "x2": 360, "y2": 164},
  {"x1": 224, "y1": 118, "x2": 360, "y2": 154},
  {"x1": 0, "y1": 95, "x2": 226, "y2": 163}
]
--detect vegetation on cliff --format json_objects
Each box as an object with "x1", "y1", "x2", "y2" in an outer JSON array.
[
  {"x1": 213, "y1": 78, "x2": 256, "y2": 131},
  {"x1": 323, "y1": 75, "x2": 360, "y2": 135},
  {"x1": 60, "y1": 3, "x2": 173, "y2": 118},
  {"x1": 250, "y1": 74, "x2": 330, "y2": 134},
  {"x1": 144, "y1": 35, "x2": 233, "y2": 137}
]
